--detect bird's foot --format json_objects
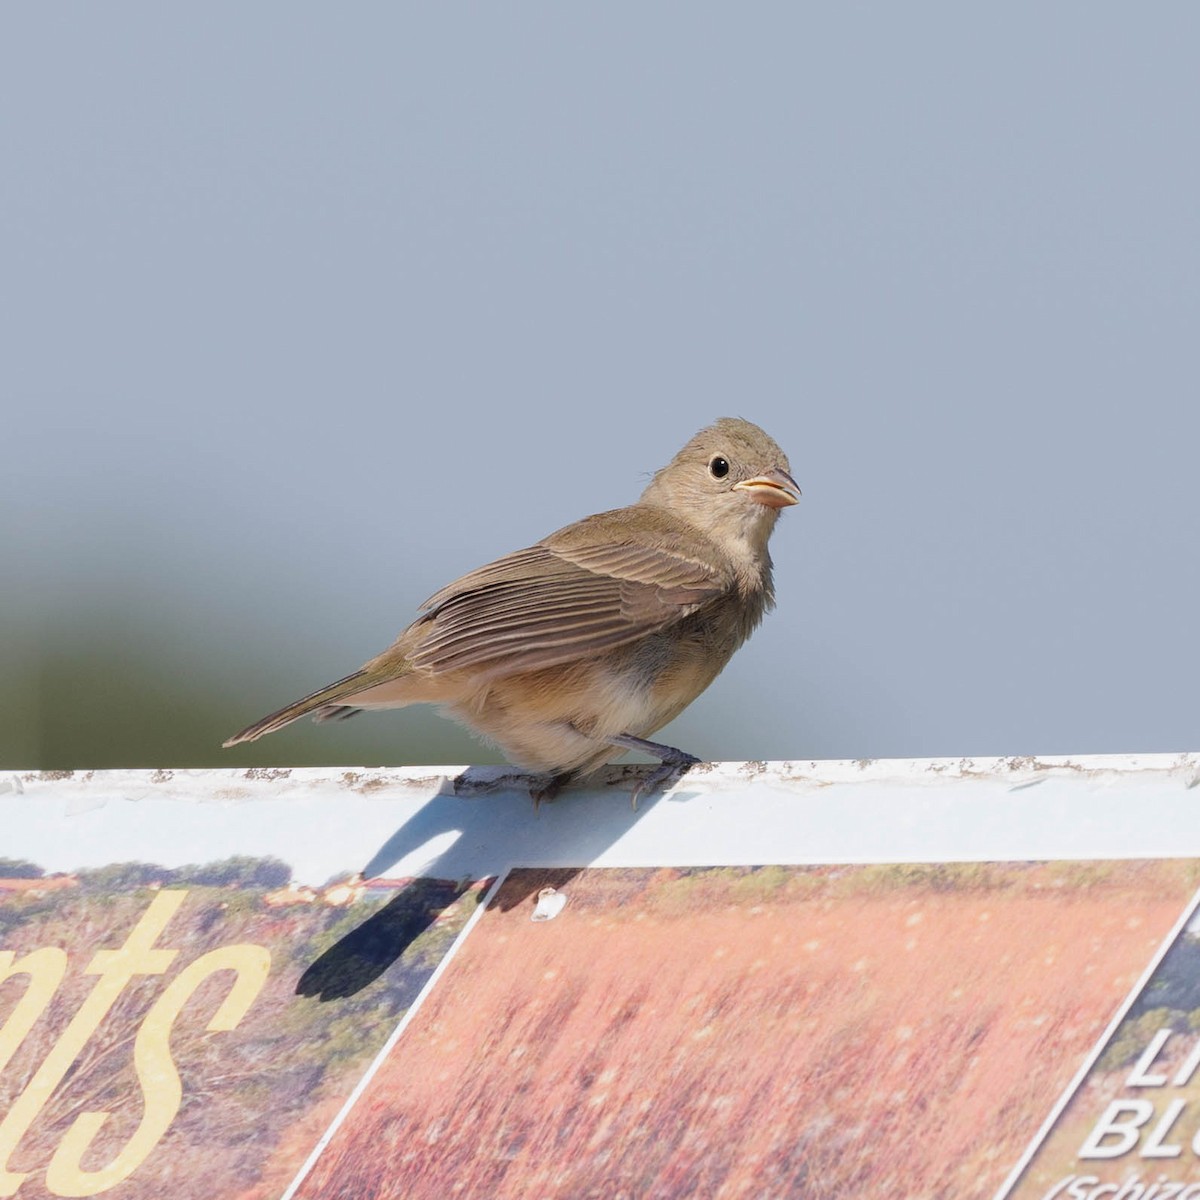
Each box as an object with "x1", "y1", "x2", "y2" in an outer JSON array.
[
  {"x1": 607, "y1": 734, "x2": 702, "y2": 809},
  {"x1": 628, "y1": 753, "x2": 701, "y2": 808},
  {"x1": 451, "y1": 767, "x2": 565, "y2": 804},
  {"x1": 529, "y1": 771, "x2": 575, "y2": 810}
]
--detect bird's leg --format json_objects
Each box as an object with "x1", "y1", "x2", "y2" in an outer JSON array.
[
  {"x1": 606, "y1": 734, "x2": 702, "y2": 808},
  {"x1": 607, "y1": 732, "x2": 702, "y2": 765}
]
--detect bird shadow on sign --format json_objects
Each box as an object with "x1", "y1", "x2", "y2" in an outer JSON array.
[{"x1": 295, "y1": 761, "x2": 703, "y2": 1002}]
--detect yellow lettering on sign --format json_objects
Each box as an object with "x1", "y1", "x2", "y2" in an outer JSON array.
[
  {"x1": 44, "y1": 943, "x2": 271, "y2": 1197},
  {"x1": 0, "y1": 948, "x2": 68, "y2": 1078},
  {"x1": 0, "y1": 889, "x2": 272, "y2": 1197}
]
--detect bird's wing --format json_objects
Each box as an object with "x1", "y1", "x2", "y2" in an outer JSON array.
[{"x1": 410, "y1": 526, "x2": 729, "y2": 678}]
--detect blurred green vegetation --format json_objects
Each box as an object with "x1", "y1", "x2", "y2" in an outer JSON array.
[{"x1": 0, "y1": 601, "x2": 502, "y2": 770}]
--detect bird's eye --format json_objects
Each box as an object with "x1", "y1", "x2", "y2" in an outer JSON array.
[{"x1": 708, "y1": 455, "x2": 730, "y2": 480}]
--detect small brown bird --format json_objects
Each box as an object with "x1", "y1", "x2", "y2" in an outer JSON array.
[{"x1": 224, "y1": 417, "x2": 799, "y2": 796}]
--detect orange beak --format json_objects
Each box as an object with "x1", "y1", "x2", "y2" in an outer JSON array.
[{"x1": 733, "y1": 468, "x2": 801, "y2": 509}]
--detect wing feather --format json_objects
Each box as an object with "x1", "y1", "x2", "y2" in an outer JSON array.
[{"x1": 408, "y1": 524, "x2": 730, "y2": 679}]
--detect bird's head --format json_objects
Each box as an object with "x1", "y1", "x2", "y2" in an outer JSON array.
[{"x1": 639, "y1": 417, "x2": 800, "y2": 552}]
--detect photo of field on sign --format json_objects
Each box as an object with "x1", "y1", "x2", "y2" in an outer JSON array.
[
  {"x1": 0, "y1": 857, "x2": 487, "y2": 1200},
  {"x1": 1002, "y1": 912, "x2": 1200, "y2": 1198},
  {"x1": 292, "y1": 860, "x2": 1198, "y2": 1200}
]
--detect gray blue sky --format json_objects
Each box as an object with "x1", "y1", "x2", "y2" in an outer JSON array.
[{"x1": 2, "y1": 5, "x2": 1197, "y2": 769}]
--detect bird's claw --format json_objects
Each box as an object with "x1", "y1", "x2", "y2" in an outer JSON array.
[
  {"x1": 530, "y1": 771, "x2": 573, "y2": 810},
  {"x1": 629, "y1": 751, "x2": 700, "y2": 809}
]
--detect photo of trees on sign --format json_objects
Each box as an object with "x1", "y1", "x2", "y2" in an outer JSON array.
[
  {"x1": 1003, "y1": 915, "x2": 1200, "y2": 1198},
  {"x1": 0, "y1": 856, "x2": 487, "y2": 1200},
  {"x1": 292, "y1": 860, "x2": 1198, "y2": 1200}
]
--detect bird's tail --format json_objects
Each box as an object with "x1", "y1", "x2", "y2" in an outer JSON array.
[{"x1": 223, "y1": 669, "x2": 378, "y2": 747}]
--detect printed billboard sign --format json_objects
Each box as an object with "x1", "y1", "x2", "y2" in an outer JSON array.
[{"x1": 2, "y1": 755, "x2": 1199, "y2": 1198}]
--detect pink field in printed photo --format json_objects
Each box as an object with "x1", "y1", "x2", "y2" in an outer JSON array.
[{"x1": 293, "y1": 860, "x2": 1198, "y2": 1200}]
